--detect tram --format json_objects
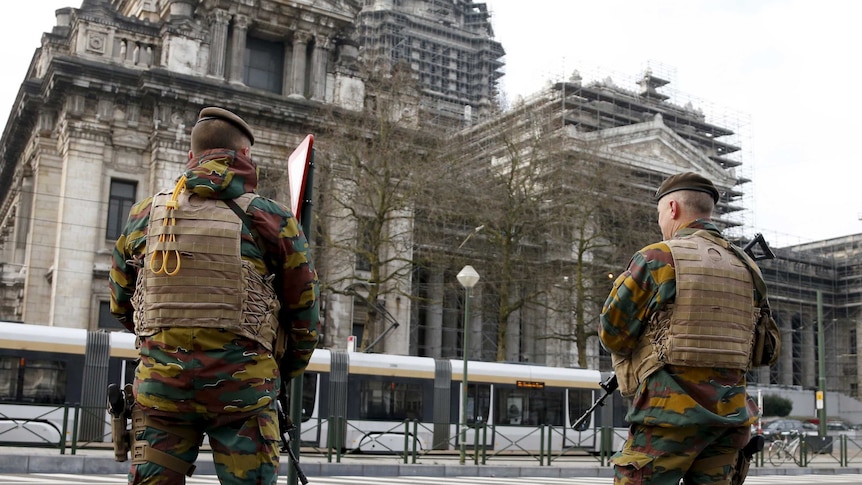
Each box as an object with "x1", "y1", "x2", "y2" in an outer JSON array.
[
  {"x1": 297, "y1": 349, "x2": 627, "y2": 453},
  {"x1": 0, "y1": 321, "x2": 627, "y2": 452}
]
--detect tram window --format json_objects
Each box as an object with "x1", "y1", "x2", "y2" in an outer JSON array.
[
  {"x1": 467, "y1": 383, "x2": 490, "y2": 424},
  {"x1": 0, "y1": 357, "x2": 18, "y2": 400},
  {"x1": 283, "y1": 372, "x2": 317, "y2": 422},
  {"x1": 359, "y1": 379, "x2": 423, "y2": 421},
  {"x1": 568, "y1": 388, "x2": 593, "y2": 430},
  {"x1": 301, "y1": 372, "x2": 317, "y2": 421},
  {"x1": 21, "y1": 359, "x2": 66, "y2": 404},
  {"x1": 123, "y1": 360, "x2": 137, "y2": 387},
  {"x1": 495, "y1": 387, "x2": 564, "y2": 426}
]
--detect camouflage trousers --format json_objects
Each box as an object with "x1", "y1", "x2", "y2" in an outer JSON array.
[
  {"x1": 611, "y1": 423, "x2": 750, "y2": 485},
  {"x1": 128, "y1": 405, "x2": 281, "y2": 485}
]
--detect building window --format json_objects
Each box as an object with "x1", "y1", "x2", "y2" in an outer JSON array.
[
  {"x1": 107, "y1": 179, "x2": 137, "y2": 240},
  {"x1": 244, "y1": 36, "x2": 285, "y2": 94},
  {"x1": 352, "y1": 298, "x2": 367, "y2": 347},
  {"x1": 851, "y1": 328, "x2": 857, "y2": 355}
]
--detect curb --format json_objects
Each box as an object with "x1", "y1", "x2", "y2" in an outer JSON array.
[{"x1": 1, "y1": 453, "x2": 861, "y2": 477}]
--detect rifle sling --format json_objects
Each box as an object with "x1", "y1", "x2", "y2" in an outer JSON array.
[{"x1": 225, "y1": 198, "x2": 277, "y2": 275}]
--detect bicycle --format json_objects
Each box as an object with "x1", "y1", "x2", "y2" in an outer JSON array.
[{"x1": 767, "y1": 429, "x2": 804, "y2": 466}]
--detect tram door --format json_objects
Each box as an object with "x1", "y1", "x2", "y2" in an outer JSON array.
[{"x1": 432, "y1": 359, "x2": 451, "y2": 449}]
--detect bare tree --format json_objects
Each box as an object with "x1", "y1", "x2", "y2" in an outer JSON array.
[
  {"x1": 436, "y1": 98, "x2": 657, "y2": 366},
  {"x1": 314, "y1": 60, "x2": 444, "y2": 351},
  {"x1": 435, "y1": 103, "x2": 562, "y2": 362},
  {"x1": 542, "y1": 148, "x2": 658, "y2": 368}
]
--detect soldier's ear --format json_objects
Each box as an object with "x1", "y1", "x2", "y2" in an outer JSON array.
[{"x1": 667, "y1": 199, "x2": 678, "y2": 219}]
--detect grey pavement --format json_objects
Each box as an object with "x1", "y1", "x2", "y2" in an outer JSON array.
[{"x1": 1, "y1": 446, "x2": 862, "y2": 478}]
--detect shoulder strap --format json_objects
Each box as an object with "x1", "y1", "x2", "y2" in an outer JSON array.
[
  {"x1": 225, "y1": 195, "x2": 277, "y2": 275},
  {"x1": 224, "y1": 195, "x2": 256, "y2": 230}
]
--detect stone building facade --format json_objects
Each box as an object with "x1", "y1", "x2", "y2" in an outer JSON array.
[
  {"x1": 408, "y1": 75, "x2": 750, "y2": 368},
  {"x1": 355, "y1": 0, "x2": 504, "y2": 124},
  {"x1": 0, "y1": 0, "x2": 504, "y2": 358},
  {"x1": 0, "y1": 0, "x2": 360, "y2": 329},
  {"x1": 757, "y1": 236, "x2": 862, "y2": 397}
]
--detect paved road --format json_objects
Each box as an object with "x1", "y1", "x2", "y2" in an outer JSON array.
[{"x1": 2, "y1": 474, "x2": 862, "y2": 484}]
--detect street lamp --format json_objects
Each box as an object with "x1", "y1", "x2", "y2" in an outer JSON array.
[{"x1": 457, "y1": 264, "x2": 480, "y2": 465}]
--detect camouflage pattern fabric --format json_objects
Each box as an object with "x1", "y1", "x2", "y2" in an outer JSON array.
[
  {"x1": 109, "y1": 148, "x2": 319, "y2": 481},
  {"x1": 600, "y1": 220, "x2": 762, "y2": 484},
  {"x1": 135, "y1": 330, "x2": 278, "y2": 414},
  {"x1": 611, "y1": 423, "x2": 749, "y2": 485},
  {"x1": 130, "y1": 405, "x2": 280, "y2": 485}
]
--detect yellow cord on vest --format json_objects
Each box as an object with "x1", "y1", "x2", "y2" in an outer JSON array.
[{"x1": 149, "y1": 175, "x2": 186, "y2": 276}]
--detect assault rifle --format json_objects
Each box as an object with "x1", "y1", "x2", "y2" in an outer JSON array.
[{"x1": 277, "y1": 395, "x2": 309, "y2": 485}]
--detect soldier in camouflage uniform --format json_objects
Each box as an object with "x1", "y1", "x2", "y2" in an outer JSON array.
[
  {"x1": 600, "y1": 172, "x2": 775, "y2": 485},
  {"x1": 109, "y1": 107, "x2": 319, "y2": 485}
]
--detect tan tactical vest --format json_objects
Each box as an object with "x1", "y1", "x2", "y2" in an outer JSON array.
[
  {"x1": 133, "y1": 191, "x2": 280, "y2": 351},
  {"x1": 660, "y1": 231, "x2": 758, "y2": 368},
  {"x1": 623, "y1": 231, "x2": 759, "y2": 391}
]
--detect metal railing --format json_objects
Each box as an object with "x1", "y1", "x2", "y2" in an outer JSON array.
[
  {"x1": 7, "y1": 408, "x2": 862, "y2": 472},
  {"x1": 756, "y1": 433, "x2": 862, "y2": 468},
  {"x1": 308, "y1": 418, "x2": 622, "y2": 466},
  {"x1": 0, "y1": 402, "x2": 115, "y2": 455}
]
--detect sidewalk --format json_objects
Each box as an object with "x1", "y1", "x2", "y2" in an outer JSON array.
[{"x1": 1, "y1": 446, "x2": 861, "y2": 478}]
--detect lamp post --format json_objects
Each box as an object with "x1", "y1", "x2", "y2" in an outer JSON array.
[{"x1": 457, "y1": 265, "x2": 480, "y2": 465}]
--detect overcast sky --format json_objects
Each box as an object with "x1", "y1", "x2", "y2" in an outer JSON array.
[{"x1": 4, "y1": 1, "x2": 861, "y2": 248}]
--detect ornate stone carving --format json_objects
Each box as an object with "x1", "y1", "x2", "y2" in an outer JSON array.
[
  {"x1": 293, "y1": 32, "x2": 312, "y2": 45},
  {"x1": 87, "y1": 32, "x2": 107, "y2": 54}
]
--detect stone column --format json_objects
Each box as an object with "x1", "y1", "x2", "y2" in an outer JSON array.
[
  {"x1": 506, "y1": 307, "x2": 520, "y2": 362},
  {"x1": 207, "y1": 9, "x2": 230, "y2": 78},
  {"x1": 15, "y1": 175, "x2": 34, "y2": 262},
  {"x1": 310, "y1": 35, "x2": 331, "y2": 101},
  {"x1": 228, "y1": 15, "x2": 248, "y2": 84},
  {"x1": 857, "y1": 319, "x2": 862, "y2": 399},
  {"x1": 521, "y1": 303, "x2": 536, "y2": 363},
  {"x1": 801, "y1": 315, "x2": 816, "y2": 388},
  {"x1": 290, "y1": 32, "x2": 311, "y2": 97},
  {"x1": 427, "y1": 270, "x2": 444, "y2": 358},
  {"x1": 779, "y1": 312, "x2": 794, "y2": 386},
  {"x1": 281, "y1": 38, "x2": 294, "y2": 96}
]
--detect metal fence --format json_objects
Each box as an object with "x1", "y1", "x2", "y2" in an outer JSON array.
[
  {"x1": 0, "y1": 401, "x2": 112, "y2": 455},
  {"x1": 4, "y1": 409, "x2": 862, "y2": 472}
]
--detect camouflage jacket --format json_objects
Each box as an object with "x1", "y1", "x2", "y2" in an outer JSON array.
[
  {"x1": 109, "y1": 149, "x2": 319, "y2": 413},
  {"x1": 600, "y1": 220, "x2": 759, "y2": 427}
]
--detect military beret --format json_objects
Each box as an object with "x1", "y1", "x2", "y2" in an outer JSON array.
[
  {"x1": 195, "y1": 107, "x2": 255, "y2": 145},
  {"x1": 655, "y1": 171, "x2": 720, "y2": 203}
]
